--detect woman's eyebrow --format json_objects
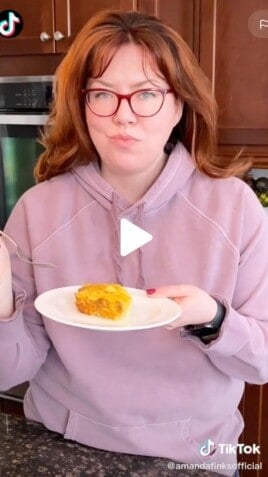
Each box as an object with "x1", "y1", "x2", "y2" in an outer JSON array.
[{"x1": 88, "y1": 79, "x2": 164, "y2": 88}]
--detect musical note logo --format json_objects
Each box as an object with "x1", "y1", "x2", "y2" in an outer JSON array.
[
  {"x1": 199, "y1": 438, "x2": 216, "y2": 457},
  {"x1": 0, "y1": 10, "x2": 23, "y2": 38}
]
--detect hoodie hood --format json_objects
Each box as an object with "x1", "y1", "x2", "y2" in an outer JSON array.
[{"x1": 71, "y1": 142, "x2": 195, "y2": 215}]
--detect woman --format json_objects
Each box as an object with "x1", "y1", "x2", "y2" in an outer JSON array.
[{"x1": 0, "y1": 10, "x2": 267, "y2": 476}]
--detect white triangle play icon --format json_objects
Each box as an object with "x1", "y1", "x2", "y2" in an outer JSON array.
[{"x1": 120, "y1": 218, "x2": 153, "y2": 256}]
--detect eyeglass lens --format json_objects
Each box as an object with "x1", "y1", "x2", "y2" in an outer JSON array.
[{"x1": 85, "y1": 90, "x2": 165, "y2": 117}]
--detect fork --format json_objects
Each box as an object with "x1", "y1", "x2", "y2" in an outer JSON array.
[{"x1": 0, "y1": 231, "x2": 56, "y2": 268}]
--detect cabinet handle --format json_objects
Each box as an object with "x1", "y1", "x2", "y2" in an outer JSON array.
[
  {"x1": 40, "y1": 32, "x2": 51, "y2": 42},
  {"x1": 54, "y1": 31, "x2": 65, "y2": 41}
]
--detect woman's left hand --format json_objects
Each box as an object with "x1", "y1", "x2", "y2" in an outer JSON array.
[
  {"x1": 0, "y1": 237, "x2": 13, "y2": 319},
  {"x1": 146, "y1": 284, "x2": 218, "y2": 329}
]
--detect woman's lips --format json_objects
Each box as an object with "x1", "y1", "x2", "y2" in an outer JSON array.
[{"x1": 109, "y1": 134, "x2": 140, "y2": 146}]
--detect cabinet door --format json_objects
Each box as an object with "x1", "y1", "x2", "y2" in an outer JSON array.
[
  {"x1": 54, "y1": 0, "x2": 136, "y2": 53},
  {"x1": 239, "y1": 384, "x2": 268, "y2": 477},
  {"x1": 55, "y1": 0, "x2": 198, "y2": 53},
  {"x1": 138, "y1": 0, "x2": 198, "y2": 52},
  {"x1": 199, "y1": 0, "x2": 268, "y2": 151},
  {"x1": 0, "y1": 0, "x2": 56, "y2": 55}
]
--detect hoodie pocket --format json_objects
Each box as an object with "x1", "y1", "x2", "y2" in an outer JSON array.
[{"x1": 64, "y1": 410, "x2": 201, "y2": 462}]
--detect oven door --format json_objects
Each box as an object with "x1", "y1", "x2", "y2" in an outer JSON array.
[
  {"x1": 0, "y1": 114, "x2": 47, "y2": 401},
  {"x1": 0, "y1": 114, "x2": 47, "y2": 229}
]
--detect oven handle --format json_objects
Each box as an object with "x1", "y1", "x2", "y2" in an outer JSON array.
[{"x1": 0, "y1": 114, "x2": 49, "y2": 125}]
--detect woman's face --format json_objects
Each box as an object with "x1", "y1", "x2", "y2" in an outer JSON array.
[{"x1": 85, "y1": 43, "x2": 183, "y2": 177}]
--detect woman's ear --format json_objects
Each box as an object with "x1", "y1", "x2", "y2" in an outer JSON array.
[{"x1": 175, "y1": 100, "x2": 184, "y2": 126}]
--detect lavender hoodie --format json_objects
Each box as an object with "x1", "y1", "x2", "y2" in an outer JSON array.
[{"x1": 1, "y1": 143, "x2": 268, "y2": 476}]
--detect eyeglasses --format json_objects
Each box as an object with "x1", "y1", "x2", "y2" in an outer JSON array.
[{"x1": 82, "y1": 88, "x2": 173, "y2": 117}]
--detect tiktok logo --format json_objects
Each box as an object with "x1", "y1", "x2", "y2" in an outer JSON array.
[
  {"x1": 199, "y1": 438, "x2": 216, "y2": 457},
  {"x1": 0, "y1": 10, "x2": 23, "y2": 38}
]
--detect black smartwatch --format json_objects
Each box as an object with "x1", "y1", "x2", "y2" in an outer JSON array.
[{"x1": 184, "y1": 299, "x2": 226, "y2": 344}]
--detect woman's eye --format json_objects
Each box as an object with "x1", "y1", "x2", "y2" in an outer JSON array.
[
  {"x1": 138, "y1": 90, "x2": 156, "y2": 100},
  {"x1": 93, "y1": 91, "x2": 113, "y2": 100}
]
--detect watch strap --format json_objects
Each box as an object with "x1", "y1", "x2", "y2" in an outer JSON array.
[{"x1": 185, "y1": 299, "x2": 226, "y2": 344}]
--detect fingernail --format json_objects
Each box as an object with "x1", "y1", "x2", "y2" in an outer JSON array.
[{"x1": 146, "y1": 288, "x2": 156, "y2": 295}]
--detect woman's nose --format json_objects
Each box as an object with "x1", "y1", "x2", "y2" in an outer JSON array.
[{"x1": 112, "y1": 98, "x2": 137, "y2": 124}]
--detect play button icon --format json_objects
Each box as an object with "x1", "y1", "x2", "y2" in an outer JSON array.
[{"x1": 120, "y1": 218, "x2": 153, "y2": 256}]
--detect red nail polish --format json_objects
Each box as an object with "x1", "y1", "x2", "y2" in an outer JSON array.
[{"x1": 146, "y1": 289, "x2": 156, "y2": 295}]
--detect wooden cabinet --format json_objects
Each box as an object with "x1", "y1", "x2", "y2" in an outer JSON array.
[
  {"x1": 52, "y1": 0, "x2": 139, "y2": 53},
  {"x1": 0, "y1": 0, "x2": 196, "y2": 56},
  {"x1": 239, "y1": 385, "x2": 268, "y2": 477},
  {"x1": 138, "y1": 0, "x2": 198, "y2": 52},
  {"x1": 198, "y1": 0, "x2": 268, "y2": 167},
  {"x1": 0, "y1": 0, "x2": 56, "y2": 55},
  {"x1": 0, "y1": 0, "x2": 136, "y2": 55}
]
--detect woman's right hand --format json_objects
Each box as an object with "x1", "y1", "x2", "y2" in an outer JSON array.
[{"x1": 0, "y1": 237, "x2": 14, "y2": 319}]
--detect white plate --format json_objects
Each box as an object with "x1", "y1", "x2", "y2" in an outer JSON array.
[{"x1": 34, "y1": 286, "x2": 181, "y2": 331}]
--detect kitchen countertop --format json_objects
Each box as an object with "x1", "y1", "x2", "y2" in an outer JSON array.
[{"x1": 0, "y1": 412, "x2": 225, "y2": 477}]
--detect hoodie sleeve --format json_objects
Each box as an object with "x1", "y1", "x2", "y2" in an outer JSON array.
[
  {"x1": 182, "y1": 192, "x2": 268, "y2": 385},
  {"x1": 0, "y1": 200, "x2": 51, "y2": 391}
]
